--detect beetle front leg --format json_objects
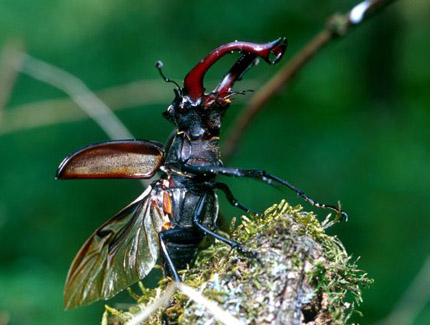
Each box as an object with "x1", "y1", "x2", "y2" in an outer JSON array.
[
  {"x1": 210, "y1": 182, "x2": 259, "y2": 215},
  {"x1": 185, "y1": 164, "x2": 348, "y2": 221}
]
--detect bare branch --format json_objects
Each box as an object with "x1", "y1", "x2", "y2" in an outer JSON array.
[{"x1": 222, "y1": 0, "x2": 398, "y2": 159}]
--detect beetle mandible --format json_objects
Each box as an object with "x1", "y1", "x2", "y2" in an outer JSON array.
[{"x1": 57, "y1": 38, "x2": 347, "y2": 309}]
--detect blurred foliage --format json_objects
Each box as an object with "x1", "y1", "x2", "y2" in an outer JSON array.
[{"x1": 0, "y1": 0, "x2": 429, "y2": 324}]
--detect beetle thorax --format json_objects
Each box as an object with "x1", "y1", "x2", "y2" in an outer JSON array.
[{"x1": 163, "y1": 91, "x2": 229, "y2": 141}]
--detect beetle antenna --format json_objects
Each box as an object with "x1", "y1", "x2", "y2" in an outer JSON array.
[
  {"x1": 155, "y1": 61, "x2": 182, "y2": 94},
  {"x1": 223, "y1": 89, "x2": 255, "y2": 100},
  {"x1": 233, "y1": 89, "x2": 254, "y2": 96}
]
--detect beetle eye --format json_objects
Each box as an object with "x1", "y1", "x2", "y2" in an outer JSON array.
[{"x1": 178, "y1": 97, "x2": 190, "y2": 111}]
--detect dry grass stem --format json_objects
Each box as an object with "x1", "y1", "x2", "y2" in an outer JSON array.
[
  {"x1": 14, "y1": 53, "x2": 133, "y2": 140},
  {"x1": 125, "y1": 282, "x2": 177, "y2": 325}
]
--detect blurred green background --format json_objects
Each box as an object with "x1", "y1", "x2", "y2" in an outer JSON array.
[{"x1": 0, "y1": 0, "x2": 429, "y2": 324}]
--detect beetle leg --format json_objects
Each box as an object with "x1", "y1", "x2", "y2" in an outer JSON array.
[
  {"x1": 158, "y1": 231, "x2": 181, "y2": 282},
  {"x1": 211, "y1": 182, "x2": 259, "y2": 215},
  {"x1": 193, "y1": 192, "x2": 254, "y2": 256},
  {"x1": 185, "y1": 164, "x2": 348, "y2": 221}
]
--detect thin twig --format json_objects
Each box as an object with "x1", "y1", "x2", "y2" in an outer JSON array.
[
  {"x1": 13, "y1": 53, "x2": 133, "y2": 140},
  {"x1": 222, "y1": 0, "x2": 398, "y2": 158},
  {"x1": 0, "y1": 39, "x2": 25, "y2": 123},
  {"x1": 376, "y1": 255, "x2": 430, "y2": 325}
]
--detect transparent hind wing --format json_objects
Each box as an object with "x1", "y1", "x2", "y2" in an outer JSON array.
[{"x1": 64, "y1": 186, "x2": 165, "y2": 309}]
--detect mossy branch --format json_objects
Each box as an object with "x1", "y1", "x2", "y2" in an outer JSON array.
[{"x1": 104, "y1": 200, "x2": 372, "y2": 324}]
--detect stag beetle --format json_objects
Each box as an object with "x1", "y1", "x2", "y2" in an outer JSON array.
[{"x1": 56, "y1": 38, "x2": 347, "y2": 309}]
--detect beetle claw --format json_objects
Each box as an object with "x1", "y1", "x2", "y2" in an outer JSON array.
[
  {"x1": 341, "y1": 211, "x2": 349, "y2": 222},
  {"x1": 235, "y1": 244, "x2": 259, "y2": 261}
]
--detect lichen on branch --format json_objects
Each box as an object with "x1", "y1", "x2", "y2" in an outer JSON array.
[{"x1": 104, "y1": 200, "x2": 372, "y2": 324}]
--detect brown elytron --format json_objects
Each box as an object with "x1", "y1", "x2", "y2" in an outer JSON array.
[{"x1": 57, "y1": 140, "x2": 163, "y2": 179}]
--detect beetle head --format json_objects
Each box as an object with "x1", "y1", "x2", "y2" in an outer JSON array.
[
  {"x1": 160, "y1": 38, "x2": 287, "y2": 140},
  {"x1": 162, "y1": 87, "x2": 231, "y2": 140}
]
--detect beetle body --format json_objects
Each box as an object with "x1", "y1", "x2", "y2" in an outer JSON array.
[{"x1": 57, "y1": 38, "x2": 346, "y2": 309}]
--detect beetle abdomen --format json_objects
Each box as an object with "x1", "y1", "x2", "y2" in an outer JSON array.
[{"x1": 165, "y1": 241, "x2": 202, "y2": 272}]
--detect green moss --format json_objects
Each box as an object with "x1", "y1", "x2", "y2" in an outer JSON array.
[{"x1": 103, "y1": 200, "x2": 372, "y2": 324}]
